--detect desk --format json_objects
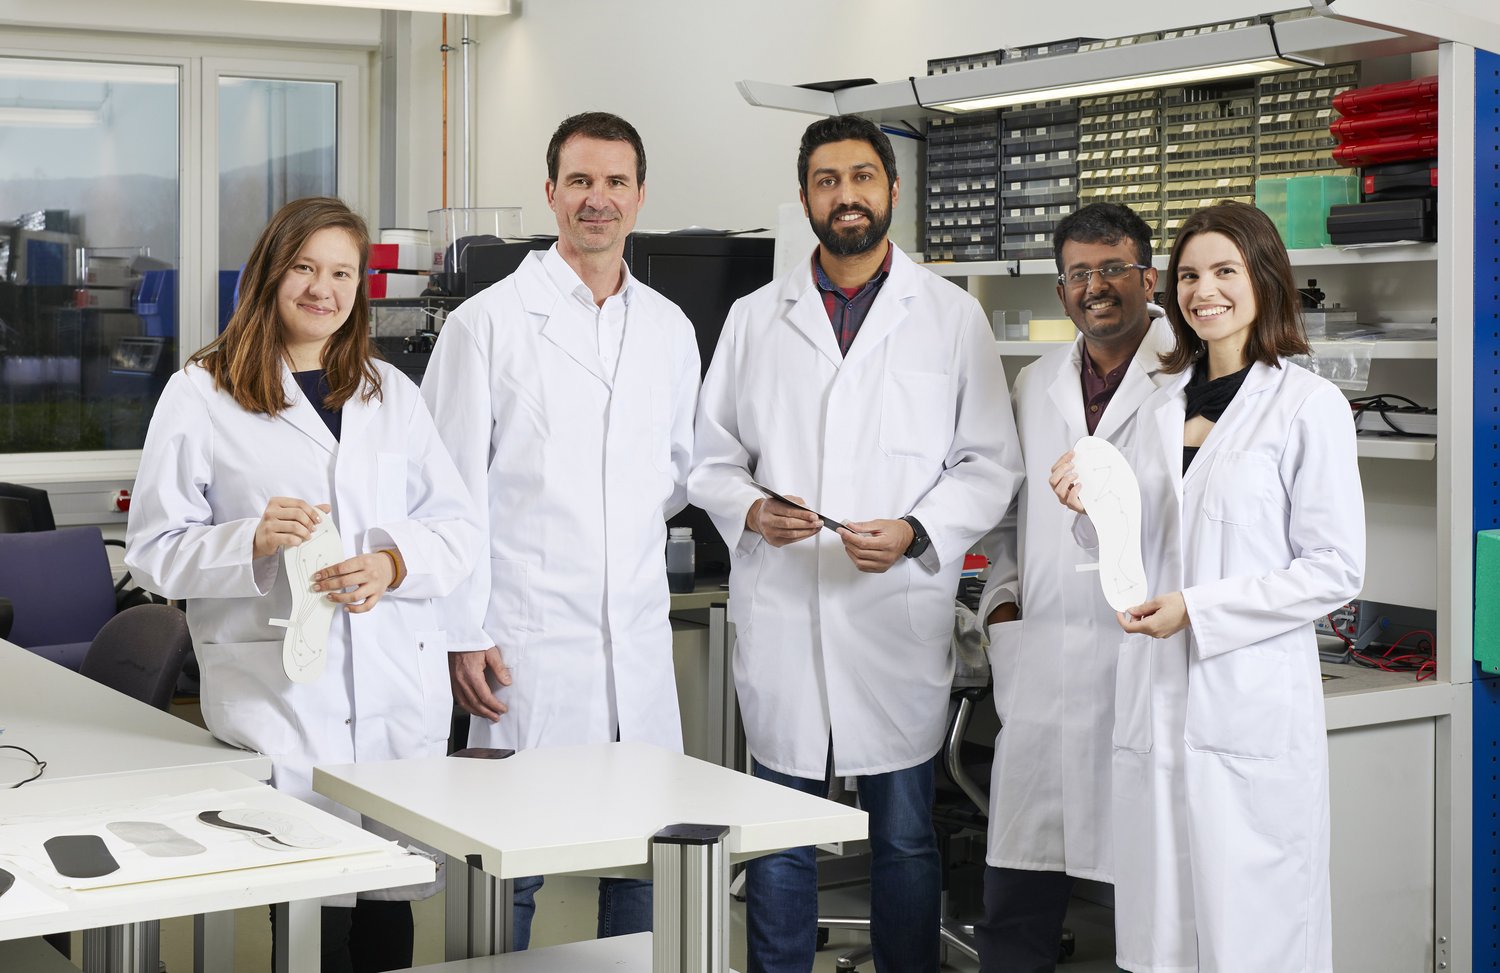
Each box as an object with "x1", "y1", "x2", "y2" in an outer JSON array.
[
  {"x1": 1, "y1": 637, "x2": 268, "y2": 971},
  {"x1": 0, "y1": 766, "x2": 433, "y2": 973},
  {"x1": 0, "y1": 638, "x2": 271, "y2": 786},
  {"x1": 315, "y1": 742, "x2": 867, "y2": 972}
]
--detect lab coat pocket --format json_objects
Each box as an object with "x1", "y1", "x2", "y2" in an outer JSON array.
[
  {"x1": 1112, "y1": 633, "x2": 1154, "y2": 754},
  {"x1": 414, "y1": 630, "x2": 453, "y2": 744},
  {"x1": 906, "y1": 564, "x2": 953, "y2": 640},
  {"x1": 487, "y1": 557, "x2": 534, "y2": 655},
  {"x1": 197, "y1": 640, "x2": 300, "y2": 757},
  {"x1": 986, "y1": 619, "x2": 1024, "y2": 726},
  {"x1": 1202, "y1": 451, "x2": 1283, "y2": 527},
  {"x1": 376, "y1": 452, "x2": 408, "y2": 523},
  {"x1": 880, "y1": 370, "x2": 952, "y2": 461},
  {"x1": 1184, "y1": 644, "x2": 1291, "y2": 759}
]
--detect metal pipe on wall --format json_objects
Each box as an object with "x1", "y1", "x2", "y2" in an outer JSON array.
[{"x1": 460, "y1": 14, "x2": 476, "y2": 208}]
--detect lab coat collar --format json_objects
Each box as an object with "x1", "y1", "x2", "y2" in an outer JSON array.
[
  {"x1": 1177, "y1": 357, "x2": 1282, "y2": 487},
  {"x1": 278, "y1": 363, "x2": 339, "y2": 455},
  {"x1": 520, "y1": 246, "x2": 612, "y2": 388},
  {"x1": 1090, "y1": 312, "x2": 1175, "y2": 443},
  {"x1": 777, "y1": 243, "x2": 919, "y2": 370},
  {"x1": 779, "y1": 246, "x2": 848, "y2": 368}
]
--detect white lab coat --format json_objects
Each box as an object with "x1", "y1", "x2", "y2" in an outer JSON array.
[
  {"x1": 689, "y1": 245, "x2": 1023, "y2": 778},
  {"x1": 978, "y1": 315, "x2": 1174, "y2": 882},
  {"x1": 1111, "y1": 359, "x2": 1364, "y2": 973},
  {"x1": 125, "y1": 360, "x2": 482, "y2": 899},
  {"x1": 421, "y1": 248, "x2": 699, "y2": 753}
]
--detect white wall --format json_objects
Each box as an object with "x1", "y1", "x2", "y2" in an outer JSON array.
[{"x1": 400, "y1": 0, "x2": 1278, "y2": 239}]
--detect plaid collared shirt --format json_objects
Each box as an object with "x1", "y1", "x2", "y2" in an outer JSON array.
[{"x1": 812, "y1": 243, "x2": 894, "y2": 357}]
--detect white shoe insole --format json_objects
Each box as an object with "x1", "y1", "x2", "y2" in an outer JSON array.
[
  {"x1": 106, "y1": 821, "x2": 206, "y2": 857},
  {"x1": 1072, "y1": 436, "x2": 1149, "y2": 612},
  {"x1": 269, "y1": 516, "x2": 342, "y2": 684}
]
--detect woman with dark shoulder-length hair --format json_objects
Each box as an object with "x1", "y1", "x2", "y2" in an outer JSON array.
[
  {"x1": 126, "y1": 196, "x2": 480, "y2": 972},
  {"x1": 1054, "y1": 200, "x2": 1364, "y2": 972}
]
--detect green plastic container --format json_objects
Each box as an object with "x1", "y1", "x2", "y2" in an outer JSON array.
[
  {"x1": 1285, "y1": 174, "x2": 1357, "y2": 248},
  {"x1": 1255, "y1": 177, "x2": 1290, "y2": 243}
]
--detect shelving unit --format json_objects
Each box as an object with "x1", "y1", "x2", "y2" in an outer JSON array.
[{"x1": 740, "y1": 7, "x2": 1497, "y2": 970}]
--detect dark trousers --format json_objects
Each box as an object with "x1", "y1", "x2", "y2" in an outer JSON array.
[
  {"x1": 975, "y1": 866, "x2": 1075, "y2": 973},
  {"x1": 269, "y1": 899, "x2": 414, "y2": 973}
]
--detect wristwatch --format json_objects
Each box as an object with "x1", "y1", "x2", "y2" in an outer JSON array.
[{"x1": 900, "y1": 516, "x2": 931, "y2": 559}]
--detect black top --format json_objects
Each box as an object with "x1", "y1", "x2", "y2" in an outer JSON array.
[
  {"x1": 293, "y1": 369, "x2": 341, "y2": 441},
  {"x1": 1182, "y1": 361, "x2": 1251, "y2": 474}
]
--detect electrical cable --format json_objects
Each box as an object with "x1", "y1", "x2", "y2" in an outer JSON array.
[{"x1": 1, "y1": 744, "x2": 46, "y2": 788}]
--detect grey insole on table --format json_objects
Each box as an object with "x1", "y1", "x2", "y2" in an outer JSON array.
[{"x1": 107, "y1": 820, "x2": 207, "y2": 857}]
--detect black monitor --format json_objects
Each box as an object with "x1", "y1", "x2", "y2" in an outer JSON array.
[
  {"x1": 624, "y1": 234, "x2": 775, "y2": 377},
  {"x1": 625, "y1": 233, "x2": 776, "y2": 581}
]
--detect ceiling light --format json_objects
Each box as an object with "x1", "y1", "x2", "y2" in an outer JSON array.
[
  {"x1": 242, "y1": 0, "x2": 510, "y2": 13},
  {"x1": 916, "y1": 23, "x2": 1319, "y2": 113},
  {"x1": 0, "y1": 106, "x2": 100, "y2": 127}
]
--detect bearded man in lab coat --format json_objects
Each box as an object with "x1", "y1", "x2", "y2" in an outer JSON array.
[
  {"x1": 689, "y1": 114, "x2": 1022, "y2": 973},
  {"x1": 421, "y1": 112, "x2": 699, "y2": 947},
  {"x1": 974, "y1": 203, "x2": 1171, "y2": 973}
]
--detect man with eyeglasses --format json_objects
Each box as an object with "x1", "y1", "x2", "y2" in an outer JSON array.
[{"x1": 974, "y1": 202, "x2": 1170, "y2": 972}]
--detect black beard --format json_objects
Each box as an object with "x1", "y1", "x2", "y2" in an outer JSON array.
[{"x1": 810, "y1": 201, "x2": 892, "y2": 257}]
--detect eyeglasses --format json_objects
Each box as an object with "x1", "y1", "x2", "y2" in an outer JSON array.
[{"x1": 1057, "y1": 263, "x2": 1150, "y2": 288}]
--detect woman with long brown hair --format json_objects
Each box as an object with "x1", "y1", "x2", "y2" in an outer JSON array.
[
  {"x1": 126, "y1": 197, "x2": 480, "y2": 972},
  {"x1": 1054, "y1": 200, "x2": 1365, "y2": 972}
]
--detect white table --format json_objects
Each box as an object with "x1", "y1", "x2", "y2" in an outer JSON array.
[
  {"x1": 315, "y1": 741, "x2": 868, "y2": 972},
  {"x1": 403, "y1": 932, "x2": 653, "y2": 972},
  {"x1": 0, "y1": 637, "x2": 271, "y2": 786},
  {"x1": 0, "y1": 766, "x2": 433, "y2": 972},
  {"x1": 1, "y1": 637, "x2": 267, "y2": 972}
]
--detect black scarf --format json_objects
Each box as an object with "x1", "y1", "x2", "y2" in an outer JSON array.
[{"x1": 1184, "y1": 360, "x2": 1251, "y2": 423}]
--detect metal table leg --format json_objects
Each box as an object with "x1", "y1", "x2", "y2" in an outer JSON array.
[
  {"x1": 652, "y1": 824, "x2": 730, "y2": 973},
  {"x1": 272, "y1": 899, "x2": 319, "y2": 973},
  {"x1": 194, "y1": 911, "x2": 235, "y2": 973},
  {"x1": 444, "y1": 856, "x2": 514, "y2": 960},
  {"x1": 82, "y1": 921, "x2": 158, "y2": 973}
]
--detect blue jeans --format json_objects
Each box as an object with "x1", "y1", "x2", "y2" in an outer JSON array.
[
  {"x1": 511, "y1": 874, "x2": 653, "y2": 950},
  {"x1": 746, "y1": 755, "x2": 941, "y2": 973}
]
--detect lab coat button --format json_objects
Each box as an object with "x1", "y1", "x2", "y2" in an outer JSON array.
[{"x1": 345, "y1": 718, "x2": 352, "y2": 725}]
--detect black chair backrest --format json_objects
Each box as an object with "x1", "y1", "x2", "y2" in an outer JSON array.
[
  {"x1": 0, "y1": 483, "x2": 56, "y2": 533},
  {"x1": 80, "y1": 605, "x2": 193, "y2": 711}
]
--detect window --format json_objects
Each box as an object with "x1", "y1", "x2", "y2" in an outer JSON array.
[
  {"x1": 0, "y1": 39, "x2": 365, "y2": 467},
  {"x1": 0, "y1": 57, "x2": 180, "y2": 452}
]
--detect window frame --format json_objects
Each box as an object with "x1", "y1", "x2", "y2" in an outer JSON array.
[{"x1": 0, "y1": 30, "x2": 370, "y2": 482}]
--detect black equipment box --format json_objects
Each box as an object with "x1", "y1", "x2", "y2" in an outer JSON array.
[{"x1": 1327, "y1": 197, "x2": 1436, "y2": 244}]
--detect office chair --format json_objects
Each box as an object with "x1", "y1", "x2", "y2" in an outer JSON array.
[
  {"x1": 80, "y1": 604, "x2": 193, "y2": 711},
  {"x1": 0, "y1": 526, "x2": 129, "y2": 670},
  {"x1": 816, "y1": 675, "x2": 991, "y2": 971},
  {"x1": 0, "y1": 481, "x2": 57, "y2": 532}
]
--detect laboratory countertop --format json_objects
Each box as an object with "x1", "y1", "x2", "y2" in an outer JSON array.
[
  {"x1": 1321, "y1": 659, "x2": 1453, "y2": 730},
  {"x1": 667, "y1": 580, "x2": 729, "y2": 612}
]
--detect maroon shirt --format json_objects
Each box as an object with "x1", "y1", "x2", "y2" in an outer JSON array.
[
  {"x1": 812, "y1": 244, "x2": 895, "y2": 356},
  {"x1": 1080, "y1": 342, "x2": 1129, "y2": 435}
]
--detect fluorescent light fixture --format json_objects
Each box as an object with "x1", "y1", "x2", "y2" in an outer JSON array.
[
  {"x1": 0, "y1": 57, "x2": 176, "y2": 85},
  {"x1": 242, "y1": 0, "x2": 510, "y2": 13},
  {"x1": 0, "y1": 106, "x2": 100, "y2": 127},
  {"x1": 916, "y1": 22, "x2": 1319, "y2": 113}
]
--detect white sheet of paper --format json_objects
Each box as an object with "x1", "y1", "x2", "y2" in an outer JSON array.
[{"x1": 0, "y1": 787, "x2": 394, "y2": 891}]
